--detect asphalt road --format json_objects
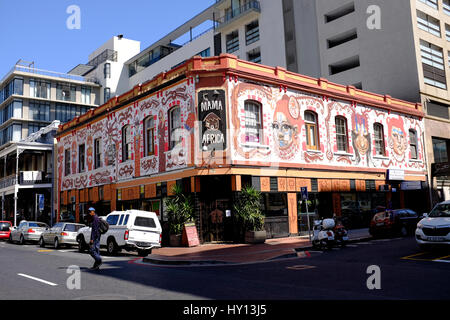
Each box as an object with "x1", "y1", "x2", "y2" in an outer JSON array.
[{"x1": 0, "y1": 236, "x2": 449, "y2": 301}]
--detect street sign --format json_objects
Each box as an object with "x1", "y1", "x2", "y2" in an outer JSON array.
[
  {"x1": 301, "y1": 187, "x2": 308, "y2": 200},
  {"x1": 38, "y1": 194, "x2": 44, "y2": 211}
]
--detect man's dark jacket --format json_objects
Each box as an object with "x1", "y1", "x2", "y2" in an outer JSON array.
[{"x1": 90, "y1": 214, "x2": 101, "y2": 241}]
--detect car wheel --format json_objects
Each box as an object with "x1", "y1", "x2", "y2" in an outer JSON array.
[
  {"x1": 107, "y1": 238, "x2": 118, "y2": 256},
  {"x1": 400, "y1": 226, "x2": 408, "y2": 237},
  {"x1": 78, "y1": 237, "x2": 87, "y2": 253},
  {"x1": 54, "y1": 238, "x2": 59, "y2": 249},
  {"x1": 39, "y1": 237, "x2": 45, "y2": 248},
  {"x1": 137, "y1": 249, "x2": 151, "y2": 257}
]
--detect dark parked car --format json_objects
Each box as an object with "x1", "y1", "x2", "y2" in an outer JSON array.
[{"x1": 369, "y1": 209, "x2": 421, "y2": 238}]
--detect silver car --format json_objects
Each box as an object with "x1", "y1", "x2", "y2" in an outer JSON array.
[
  {"x1": 39, "y1": 222, "x2": 86, "y2": 249},
  {"x1": 10, "y1": 221, "x2": 49, "y2": 245}
]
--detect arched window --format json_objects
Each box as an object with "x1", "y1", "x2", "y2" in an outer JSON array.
[
  {"x1": 335, "y1": 116, "x2": 348, "y2": 152},
  {"x1": 409, "y1": 129, "x2": 418, "y2": 159},
  {"x1": 144, "y1": 116, "x2": 155, "y2": 156},
  {"x1": 374, "y1": 123, "x2": 385, "y2": 156},
  {"x1": 169, "y1": 106, "x2": 181, "y2": 150},
  {"x1": 122, "y1": 125, "x2": 132, "y2": 161},
  {"x1": 244, "y1": 100, "x2": 262, "y2": 144},
  {"x1": 305, "y1": 111, "x2": 319, "y2": 150}
]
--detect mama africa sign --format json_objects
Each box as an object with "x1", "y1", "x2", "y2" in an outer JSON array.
[{"x1": 198, "y1": 89, "x2": 227, "y2": 151}]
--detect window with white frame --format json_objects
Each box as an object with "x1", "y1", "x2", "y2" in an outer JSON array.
[
  {"x1": 169, "y1": 106, "x2": 182, "y2": 150},
  {"x1": 374, "y1": 123, "x2": 386, "y2": 156},
  {"x1": 335, "y1": 116, "x2": 348, "y2": 152},
  {"x1": 444, "y1": 0, "x2": 450, "y2": 15},
  {"x1": 420, "y1": 40, "x2": 446, "y2": 89},
  {"x1": 409, "y1": 129, "x2": 418, "y2": 159},
  {"x1": 144, "y1": 116, "x2": 155, "y2": 156},
  {"x1": 416, "y1": 10, "x2": 441, "y2": 37},
  {"x1": 417, "y1": 0, "x2": 438, "y2": 10},
  {"x1": 81, "y1": 86, "x2": 91, "y2": 105},
  {"x1": 244, "y1": 101, "x2": 262, "y2": 144},
  {"x1": 122, "y1": 125, "x2": 132, "y2": 161},
  {"x1": 94, "y1": 138, "x2": 102, "y2": 169}
]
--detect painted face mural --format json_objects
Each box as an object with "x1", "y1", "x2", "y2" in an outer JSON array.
[
  {"x1": 351, "y1": 113, "x2": 373, "y2": 166},
  {"x1": 272, "y1": 95, "x2": 301, "y2": 160},
  {"x1": 387, "y1": 116, "x2": 407, "y2": 162}
]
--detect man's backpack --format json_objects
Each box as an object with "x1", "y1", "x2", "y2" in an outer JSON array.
[{"x1": 99, "y1": 218, "x2": 109, "y2": 235}]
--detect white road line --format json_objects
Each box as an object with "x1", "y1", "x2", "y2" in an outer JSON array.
[
  {"x1": 17, "y1": 273, "x2": 58, "y2": 287},
  {"x1": 434, "y1": 260, "x2": 450, "y2": 264}
]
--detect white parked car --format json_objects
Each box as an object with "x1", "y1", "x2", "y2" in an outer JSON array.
[
  {"x1": 9, "y1": 221, "x2": 49, "y2": 245},
  {"x1": 416, "y1": 201, "x2": 450, "y2": 249},
  {"x1": 77, "y1": 210, "x2": 162, "y2": 257},
  {"x1": 39, "y1": 222, "x2": 86, "y2": 249}
]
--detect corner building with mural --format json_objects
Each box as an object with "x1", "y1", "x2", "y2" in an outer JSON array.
[{"x1": 56, "y1": 54, "x2": 428, "y2": 243}]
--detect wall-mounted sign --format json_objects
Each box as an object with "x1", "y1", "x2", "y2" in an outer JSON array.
[
  {"x1": 388, "y1": 169, "x2": 405, "y2": 181},
  {"x1": 400, "y1": 181, "x2": 422, "y2": 191},
  {"x1": 198, "y1": 89, "x2": 226, "y2": 151}
]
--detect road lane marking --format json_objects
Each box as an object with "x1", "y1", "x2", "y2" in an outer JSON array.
[
  {"x1": 433, "y1": 255, "x2": 450, "y2": 261},
  {"x1": 38, "y1": 250, "x2": 54, "y2": 253},
  {"x1": 17, "y1": 274, "x2": 58, "y2": 286},
  {"x1": 401, "y1": 252, "x2": 428, "y2": 260},
  {"x1": 286, "y1": 265, "x2": 316, "y2": 270},
  {"x1": 434, "y1": 259, "x2": 450, "y2": 263}
]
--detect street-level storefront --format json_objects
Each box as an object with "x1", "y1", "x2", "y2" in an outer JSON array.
[{"x1": 56, "y1": 55, "x2": 428, "y2": 243}]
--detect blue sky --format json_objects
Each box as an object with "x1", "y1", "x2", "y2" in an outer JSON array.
[{"x1": 0, "y1": 0, "x2": 215, "y2": 76}]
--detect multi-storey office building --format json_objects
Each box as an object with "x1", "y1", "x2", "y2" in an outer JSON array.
[
  {"x1": 0, "y1": 60, "x2": 100, "y2": 147},
  {"x1": 287, "y1": 0, "x2": 450, "y2": 205},
  {"x1": 0, "y1": 61, "x2": 100, "y2": 224},
  {"x1": 57, "y1": 55, "x2": 426, "y2": 242}
]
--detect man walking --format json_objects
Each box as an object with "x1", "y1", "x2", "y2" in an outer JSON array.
[{"x1": 88, "y1": 207, "x2": 102, "y2": 270}]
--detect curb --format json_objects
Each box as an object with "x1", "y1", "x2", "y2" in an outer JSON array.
[{"x1": 142, "y1": 235, "x2": 374, "y2": 266}]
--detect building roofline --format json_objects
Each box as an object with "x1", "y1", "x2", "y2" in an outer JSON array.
[
  {"x1": 58, "y1": 54, "x2": 424, "y2": 136},
  {"x1": 124, "y1": 3, "x2": 218, "y2": 65}
]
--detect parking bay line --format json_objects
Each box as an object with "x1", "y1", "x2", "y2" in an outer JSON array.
[{"x1": 17, "y1": 273, "x2": 58, "y2": 287}]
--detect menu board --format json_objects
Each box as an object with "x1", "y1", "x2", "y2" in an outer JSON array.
[{"x1": 182, "y1": 222, "x2": 200, "y2": 247}]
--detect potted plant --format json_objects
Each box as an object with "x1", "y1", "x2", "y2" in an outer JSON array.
[
  {"x1": 233, "y1": 186, "x2": 266, "y2": 244},
  {"x1": 165, "y1": 184, "x2": 194, "y2": 247}
]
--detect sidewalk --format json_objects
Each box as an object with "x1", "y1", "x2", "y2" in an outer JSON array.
[{"x1": 144, "y1": 228, "x2": 372, "y2": 266}]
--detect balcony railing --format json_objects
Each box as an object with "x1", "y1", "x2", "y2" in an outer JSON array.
[
  {"x1": 214, "y1": 1, "x2": 261, "y2": 29},
  {"x1": 88, "y1": 49, "x2": 118, "y2": 68},
  {"x1": 0, "y1": 172, "x2": 52, "y2": 190}
]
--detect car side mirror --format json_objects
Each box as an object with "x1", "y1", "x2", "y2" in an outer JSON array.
[{"x1": 422, "y1": 213, "x2": 428, "y2": 218}]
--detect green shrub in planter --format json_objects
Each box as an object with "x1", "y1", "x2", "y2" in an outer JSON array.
[
  {"x1": 233, "y1": 186, "x2": 266, "y2": 243},
  {"x1": 165, "y1": 184, "x2": 194, "y2": 245}
]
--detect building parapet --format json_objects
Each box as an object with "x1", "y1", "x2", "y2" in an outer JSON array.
[{"x1": 58, "y1": 54, "x2": 424, "y2": 135}]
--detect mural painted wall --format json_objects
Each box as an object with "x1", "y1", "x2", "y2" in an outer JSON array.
[
  {"x1": 228, "y1": 80, "x2": 426, "y2": 172},
  {"x1": 58, "y1": 80, "x2": 196, "y2": 192}
]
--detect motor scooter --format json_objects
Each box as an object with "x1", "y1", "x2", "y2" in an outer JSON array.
[
  {"x1": 333, "y1": 216, "x2": 349, "y2": 247},
  {"x1": 311, "y1": 218, "x2": 335, "y2": 250}
]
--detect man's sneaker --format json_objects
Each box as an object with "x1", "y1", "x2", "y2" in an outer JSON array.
[{"x1": 89, "y1": 261, "x2": 101, "y2": 270}]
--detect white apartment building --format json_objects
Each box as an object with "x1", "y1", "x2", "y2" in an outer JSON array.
[{"x1": 285, "y1": 0, "x2": 450, "y2": 205}]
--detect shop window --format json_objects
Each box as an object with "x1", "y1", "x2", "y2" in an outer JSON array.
[
  {"x1": 144, "y1": 116, "x2": 155, "y2": 156},
  {"x1": 409, "y1": 129, "x2": 418, "y2": 159},
  {"x1": 335, "y1": 116, "x2": 348, "y2": 152},
  {"x1": 122, "y1": 125, "x2": 132, "y2": 161},
  {"x1": 244, "y1": 101, "x2": 263, "y2": 144},
  {"x1": 169, "y1": 106, "x2": 181, "y2": 150},
  {"x1": 374, "y1": 123, "x2": 386, "y2": 156},
  {"x1": 261, "y1": 193, "x2": 288, "y2": 217},
  {"x1": 305, "y1": 111, "x2": 319, "y2": 150}
]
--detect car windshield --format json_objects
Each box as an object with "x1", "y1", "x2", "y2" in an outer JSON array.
[
  {"x1": 0, "y1": 223, "x2": 11, "y2": 231},
  {"x1": 428, "y1": 203, "x2": 450, "y2": 218}
]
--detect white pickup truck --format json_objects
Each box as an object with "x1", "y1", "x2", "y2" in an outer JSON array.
[{"x1": 77, "y1": 210, "x2": 162, "y2": 257}]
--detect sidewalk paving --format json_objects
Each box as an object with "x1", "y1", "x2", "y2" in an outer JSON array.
[{"x1": 145, "y1": 228, "x2": 372, "y2": 266}]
